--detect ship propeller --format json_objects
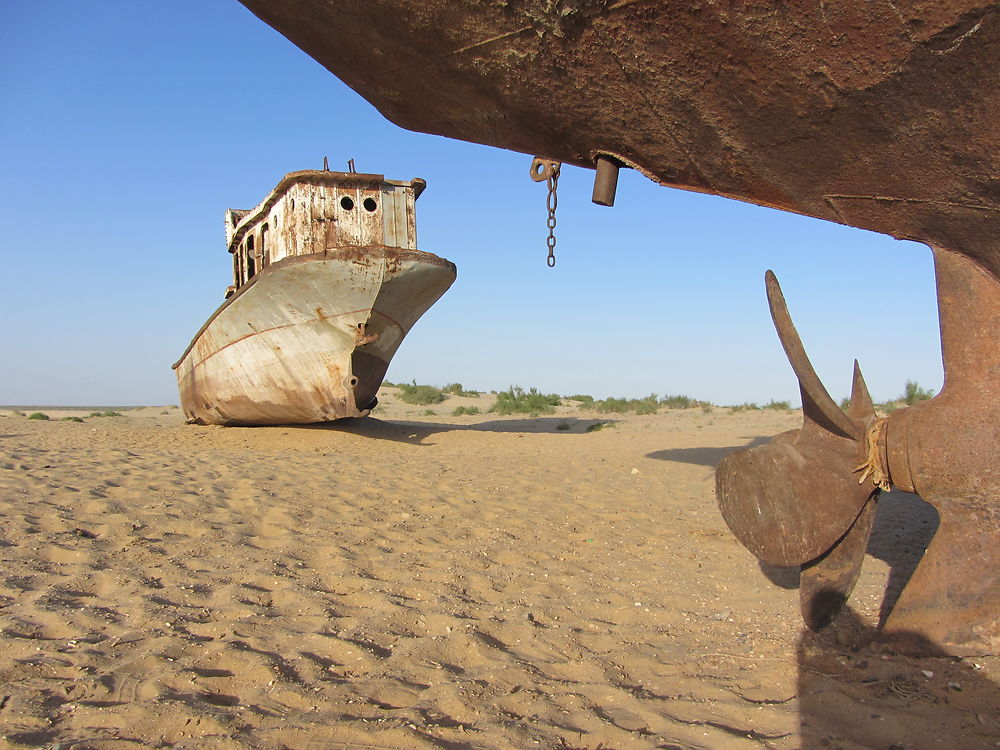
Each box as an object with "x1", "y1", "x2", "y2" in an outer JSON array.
[{"x1": 716, "y1": 271, "x2": 882, "y2": 628}]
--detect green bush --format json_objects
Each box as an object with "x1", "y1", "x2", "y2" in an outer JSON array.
[
  {"x1": 28, "y1": 412, "x2": 50, "y2": 420},
  {"x1": 61, "y1": 416, "x2": 84, "y2": 423},
  {"x1": 102, "y1": 410, "x2": 123, "y2": 417},
  {"x1": 633, "y1": 395, "x2": 660, "y2": 415},
  {"x1": 764, "y1": 400, "x2": 791, "y2": 410},
  {"x1": 491, "y1": 386, "x2": 561, "y2": 416},
  {"x1": 902, "y1": 380, "x2": 934, "y2": 405},
  {"x1": 593, "y1": 397, "x2": 630, "y2": 414},
  {"x1": 660, "y1": 394, "x2": 695, "y2": 409},
  {"x1": 728, "y1": 402, "x2": 761, "y2": 413},
  {"x1": 443, "y1": 383, "x2": 480, "y2": 397},
  {"x1": 567, "y1": 394, "x2": 594, "y2": 405},
  {"x1": 397, "y1": 382, "x2": 445, "y2": 405},
  {"x1": 452, "y1": 405, "x2": 481, "y2": 416}
]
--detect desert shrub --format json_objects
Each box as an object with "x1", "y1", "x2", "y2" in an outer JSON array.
[
  {"x1": 764, "y1": 400, "x2": 791, "y2": 410},
  {"x1": 588, "y1": 394, "x2": 712, "y2": 415},
  {"x1": 28, "y1": 412, "x2": 50, "y2": 420},
  {"x1": 728, "y1": 402, "x2": 761, "y2": 413},
  {"x1": 397, "y1": 382, "x2": 445, "y2": 405},
  {"x1": 423, "y1": 409, "x2": 436, "y2": 416},
  {"x1": 700, "y1": 403, "x2": 713, "y2": 413},
  {"x1": 660, "y1": 394, "x2": 695, "y2": 409},
  {"x1": 443, "y1": 383, "x2": 480, "y2": 397},
  {"x1": 102, "y1": 411, "x2": 123, "y2": 417},
  {"x1": 592, "y1": 397, "x2": 630, "y2": 413},
  {"x1": 452, "y1": 405, "x2": 481, "y2": 416},
  {"x1": 902, "y1": 380, "x2": 934, "y2": 405},
  {"x1": 491, "y1": 386, "x2": 560, "y2": 416},
  {"x1": 567, "y1": 394, "x2": 594, "y2": 405},
  {"x1": 61, "y1": 416, "x2": 84, "y2": 422},
  {"x1": 633, "y1": 395, "x2": 660, "y2": 415}
]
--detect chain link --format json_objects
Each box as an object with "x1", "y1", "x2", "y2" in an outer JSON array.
[
  {"x1": 545, "y1": 169, "x2": 559, "y2": 267},
  {"x1": 530, "y1": 157, "x2": 561, "y2": 268}
]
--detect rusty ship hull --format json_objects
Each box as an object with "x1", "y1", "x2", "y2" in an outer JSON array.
[
  {"x1": 173, "y1": 168, "x2": 455, "y2": 426},
  {"x1": 174, "y1": 247, "x2": 455, "y2": 425}
]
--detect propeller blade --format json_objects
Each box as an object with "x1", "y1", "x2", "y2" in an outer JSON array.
[
  {"x1": 846, "y1": 359, "x2": 876, "y2": 423},
  {"x1": 800, "y1": 494, "x2": 878, "y2": 629},
  {"x1": 765, "y1": 271, "x2": 861, "y2": 439},
  {"x1": 716, "y1": 424, "x2": 874, "y2": 566}
]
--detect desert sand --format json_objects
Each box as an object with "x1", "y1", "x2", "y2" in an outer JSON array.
[{"x1": 1, "y1": 392, "x2": 997, "y2": 749}]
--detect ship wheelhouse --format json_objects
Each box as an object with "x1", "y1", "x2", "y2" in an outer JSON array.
[{"x1": 223, "y1": 170, "x2": 424, "y2": 296}]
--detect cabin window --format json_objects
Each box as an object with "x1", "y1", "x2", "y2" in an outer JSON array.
[
  {"x1": 261, "y1": 224, "x2": 269, "y2": 268},
  {"x1": 233, "y1": 252, "x2": 240, "y2": 286},
  {"x1": 340, "y1": 196, "x2": 355, "y2": 210},
  {"x1": 246, "y1": 234, "x2": 256, "y2": 278},
  {"x1": 363, "y1": 197, "x2": 377, "y2": 212}
]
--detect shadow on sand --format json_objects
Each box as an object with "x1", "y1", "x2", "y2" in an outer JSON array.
[
  {"x1": 797, "y1": 607, "x2": 999, "y2": 749},
  {"x1": 755, "y1": 490, "x2": 986, "y2": 747},
  {"x1": 645, "y1": 436, "x2": 772, "y2": 467},
  {"x1": 287, "y1": 416, "x2": 621, "y2": 444}
]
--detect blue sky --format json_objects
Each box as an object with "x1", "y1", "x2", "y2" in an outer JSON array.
[{"x1": 1, "y1": 1, "x2": 943, "y2": 406}]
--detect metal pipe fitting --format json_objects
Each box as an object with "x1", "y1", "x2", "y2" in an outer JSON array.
[{"x1": 591, "y1": 155, "x2": 621, "y2": 206}]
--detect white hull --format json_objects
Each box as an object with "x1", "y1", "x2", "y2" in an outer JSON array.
[{"x1": 173, "y1": 246, "x2": 455, "y2": 425}]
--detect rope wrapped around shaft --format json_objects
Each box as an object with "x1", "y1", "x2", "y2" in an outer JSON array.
[{"x1": 855, "y1": 417, "x2": 891, "y2": 492}]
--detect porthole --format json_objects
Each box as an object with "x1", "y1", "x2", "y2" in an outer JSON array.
[
  {"x1": 341, "y1": 196, "x2": 355, "y2": 210},
  {"x1": 363, "y1": 197, "x2": 377, "y2": 212}
]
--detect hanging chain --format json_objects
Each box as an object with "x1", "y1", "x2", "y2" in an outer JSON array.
[
  {"x1": 530, "y1": 157, "x2": 562, "y2": 268},
  {"x1": 545, "y1": 169, "x2": 559, "y2": 267}
]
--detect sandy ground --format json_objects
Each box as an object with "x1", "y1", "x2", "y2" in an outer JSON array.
[{"x1": 0, "y1": 393, "x2": 997, "y2": 750}]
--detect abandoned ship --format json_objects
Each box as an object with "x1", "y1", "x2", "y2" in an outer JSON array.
[{"x1": 173, "y1": 168, "x2": 456, "y2": 425}]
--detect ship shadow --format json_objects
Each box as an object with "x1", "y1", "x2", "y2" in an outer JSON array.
[
  {"x1": 299, "y1": 416, "x2": 621, "y2": 442},
  {"x1": 644, "y1": 436, "x2": 771, "y2": 467}
]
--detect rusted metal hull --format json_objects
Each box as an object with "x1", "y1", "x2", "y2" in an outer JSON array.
[
  {"x1": 173, "y1": 247, "x2": 456, "y2": 425},
  {"x1": 236, "y1": 0, "x2": 1000, "y2": 282}
]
